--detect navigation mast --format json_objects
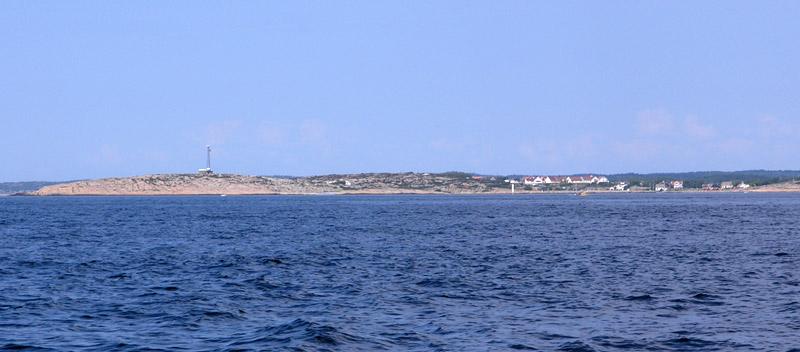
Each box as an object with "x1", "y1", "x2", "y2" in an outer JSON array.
[
  {"x1": 206, "y1": 145, "x2": 211, "y2": 170},
  {"x1": 198, "y1": 145, "x2": 213, "y2": 174}
]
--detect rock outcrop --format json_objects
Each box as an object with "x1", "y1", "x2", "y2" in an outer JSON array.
[
  {"x1": 753, "y1": 180, "x2": 800, "y2": 192},
  {"x1": 32, "y1": 173, "x2": 498, "y2": 196}
]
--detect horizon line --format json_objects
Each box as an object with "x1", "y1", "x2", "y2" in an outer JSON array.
[{"x1": 3, "y1": 168, "x2": 800, "y2": 183}]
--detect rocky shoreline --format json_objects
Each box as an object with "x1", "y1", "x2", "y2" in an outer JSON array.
[
  {"x1": 30, "y1": 173, "x2": 496, "y2": 196},
  {"x1": 25, "y1": 173, "x2": 800, "y2": 196}
]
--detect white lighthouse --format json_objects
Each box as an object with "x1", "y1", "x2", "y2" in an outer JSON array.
[{"x1": 198, "y1": 145, "x2": 213, "y2": 174}]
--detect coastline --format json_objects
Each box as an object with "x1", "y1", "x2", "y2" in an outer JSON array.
[
  {"x1": 17, "y1": 189, "x2": 797, "y2": 197},
  {"x1": 16, "y1": 172, "x2": 800, "y2": 196}
]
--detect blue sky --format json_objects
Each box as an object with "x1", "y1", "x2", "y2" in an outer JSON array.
[{"x1": 2, "y1": 1, "x2": 799, "y2": 181}]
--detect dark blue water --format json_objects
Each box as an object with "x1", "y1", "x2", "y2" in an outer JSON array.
[{"x1": 1, "y1": 194, "x2": 799, "y2": 351}]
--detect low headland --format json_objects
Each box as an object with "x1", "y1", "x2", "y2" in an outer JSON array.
[
  {"x1": 10, "y1": 170, "x2": 800, "y2": 196},
  {"x1": 28, "y1": 172, "x2": 492, "y2": 196}
]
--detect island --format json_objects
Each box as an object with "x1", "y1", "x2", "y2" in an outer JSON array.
[
  {"x1": 30, "y1": 172, "x2": 499, "y2": 196},
  {"x1": 20, "y1": 170, "x2": 800, "y2": 196}
]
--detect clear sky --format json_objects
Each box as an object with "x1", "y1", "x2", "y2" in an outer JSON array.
[{"x1": 2, "y1": 1, "x2": 799, "y2": 181}]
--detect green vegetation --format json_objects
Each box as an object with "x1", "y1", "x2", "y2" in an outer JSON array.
[
  {"x1": 609, "y1": 170, "x2": 800, "y2": 187},
  {"x1": 436, "y1": 171, "x2": 475, "y2": 179}
]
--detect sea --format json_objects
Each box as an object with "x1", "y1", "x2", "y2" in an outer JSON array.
[{"x1": 1, "y1": 194, "x2": 798, "y2": 351}]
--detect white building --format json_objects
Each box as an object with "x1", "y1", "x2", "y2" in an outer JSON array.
[
  {"x1": 671, "y1": 180, "x2": 684, "y2": 189},
  {"x1": 524, "y1": 175, "x2": 608, "y2": 185},
  {"x1": 523, "y1": 176, "x2": 565, "y2": 185},
  {"x1": 611, "y1": 182, "x2": 628, "y2": 191},
  {"x1": 566, "y1": 176, "x2": 592, "y2": 184},
  {"x1": 564, "y1": 175, "x2": 609, "y2": 184},
  {"x1": 546, "y1": 176, "x2": 563, "y2": 184},
  {"x1": 522, "y1": 177, "x2": 537, "y2": 185}
]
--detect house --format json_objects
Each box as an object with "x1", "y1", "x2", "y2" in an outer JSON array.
[
  {"x1": 529, "y1": 176, "x2": 563, "y2": 185},
  {"x1": 610, "y1": 182, "x2": 627, "y2": 191},
  {"x1": 671, "y1": 180, "x2": 684, "y2": 189},
  {"x1": 587, "y1": 175, "x2": 609, "y2": 183},
  {"x1": 738, "y1": 182, "x2": 751, "y2": 189},
  {"x1": 522, "y1": 177, "x2": 536, "y2": 185},
  {"x1": 566, "y1": 176, "x2": 592, "y2": 184},
  {"x1": 654, "y1": 182, "x2": 668, "y2": 192},
  {"x1": 565, "y1": 175, "x2": 609, "y2": 184},
  {"x1": 526, "y1": 175, "x2": 608, "y2": 185},
  {"x1": 702, "y1": 183, "x2": 716, "y2": 191},
  {"x1": 720, "y1": 181, "x2": 734, "y2": 190}
]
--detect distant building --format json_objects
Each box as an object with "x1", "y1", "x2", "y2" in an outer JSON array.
[
  {"x1": 570, "y1": 176, "x2": 592, "y2": 184},
  {"x1": 522, "y1": 175, "x2": 608, "y2": 186},
  {"x1": 721, "y1": 181, "x2": 734, "y2": 190},
  {"x1": 671, "y1": 180, "x2": 684, "y2": 189},
  {"x1": 654, "y1": 182, "x2": 668, "y2": 192},
  {"x1": 522, "y1": 176, "x2": 562, "y2": 185},
  {"x1": 567, "y1": 175, "x2": 609, "y2": 184},
  {"x1": 565, "y1": 176, "x2": 589, "y2": 184},
  {"x1": 611, "y1": 182, "x2": 627, "y2": 191},
  {"x1": 738, "y1": 182, "x2": 751, "y2": 189},
  {"x1": 522, "y1": 176, "x2": 538, "y2": 185},
  {"x1": 702, "y1": 183, "x2": 716, "y2": 191}
]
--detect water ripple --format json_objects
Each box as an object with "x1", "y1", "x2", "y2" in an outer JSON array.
[{"x1": 1, "y1": 194, "x2": 799, "y2": 350}]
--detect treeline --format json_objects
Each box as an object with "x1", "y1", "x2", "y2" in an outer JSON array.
[{"x1": 608, "y1": 170, "x2": 800, "y2": 187}]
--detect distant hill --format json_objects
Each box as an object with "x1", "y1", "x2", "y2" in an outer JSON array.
[
  {"x1": 607, "y1": 170, "x2": 800, "y2": 187},
  {"x1": 0, "y1": 181, "x2": 65, "y2": 195},
  {"x1": 9, "y1": 170, "x2": 800, "y2": 195},
  {"x1": 30, "y1": 173, "x2": 495, "y2": 196}
]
